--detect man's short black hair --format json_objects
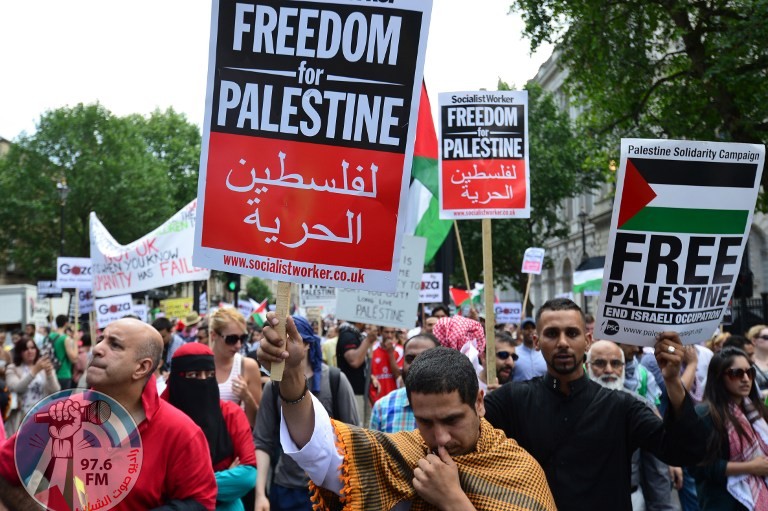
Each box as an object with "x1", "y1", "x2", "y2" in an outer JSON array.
[
  {"x1": 405, "y1": 346, "x2": 478, "y2": 407},
  {"x1": 152, "y1": 317, "x2": 173, "y2": 332},
  {"x1": 430, "y1": 304, "x2": 450, "y2": 317},
  {"x1": 403, "y1": 332, "x2": 440, "y2": 350},
  {"x1": 535, "y1": 298, "x2": 586, "y2": 327},
  {"x1": 55, "y1": 314, "x2": 68, "y2": 328}
]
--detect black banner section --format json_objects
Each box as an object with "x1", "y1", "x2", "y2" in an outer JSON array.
[
  {"x1": 629, "y1": 158, "x2": 758, "y2": 188},
  {"x1": 211, "y1": 0, "x2": 423, "y2": 154}
]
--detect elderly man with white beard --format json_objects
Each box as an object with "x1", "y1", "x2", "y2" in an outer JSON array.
[{"x1": 587, "y1": 340, "x2": 681, "y2": 511}]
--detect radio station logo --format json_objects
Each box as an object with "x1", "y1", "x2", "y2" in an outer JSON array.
[{"x1": 15, "y1": 389, "x2": 143, "y2": 511}]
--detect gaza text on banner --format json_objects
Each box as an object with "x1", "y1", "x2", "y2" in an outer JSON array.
[
  {"x1": 57, "y1": 257, "x2": 93, "y2": 290},
  {"x1": 90, "y1": 200, "x2": 210, "y2": 298},
  {"x1": 494, "y1": 302, "x2": 522, "y2": 325},
  {"x1": 419, "y1": 272, "x2": 442, "y2": 303},
  {"x1": 69, "y1": 289, "x2": 94, "y2": 316},
  {"x1": 94, "y1": 294, "x2": 135, "y2": 329},
  {"x1": 336, "y1": 235, "x2": 426, "y2": 328},
  {"x1": 193, "y1": 0, "x2": 433, "y2": 293},
  {"x1": 438, "y1": 90, "x2": 530, "y2": 219},
  {"x1": 595, "y1": 139, "x2": 765, "y2": 346}
]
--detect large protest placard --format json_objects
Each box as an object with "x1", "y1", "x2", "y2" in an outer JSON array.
[
  {"x1": 336, "y1": 235, "x2": 426, "y2": 328},
  {"x1": 521, "y1": 247, "x2": 545, "y2": 274},
  {"x1": 438, "y1": 91, "x2": 529, "y2": 219},
  {"x1": 94, "y1": 294, "x2": 134, "y2": 329},
  {"x1": 596, "y1": 139, "x2": 765, "y2": 346},
  {"x1": 37, "y1": 281, "x2": 62, "y2": 298},
  {"x1": 91, "y1": 200, "x2": 210, "y2": 298},
  {"x1": 56, "y1": 258, "x2": 92, "y2": 289},
  {"x1": 68, "y1": 289, "x2": 94, "y2": 316},
  {"x1": 494, "y1": 302, "x2": 522, "y2": 325},
  {"x1": 419, "y1": 272, "x2": 442, "y2": 303},
  {"x1": 193, "y1": 0, "x2": 432, "y2": 293},
  {"x1": 161, "y1": 297, "x2": 194, "y2": 320}
]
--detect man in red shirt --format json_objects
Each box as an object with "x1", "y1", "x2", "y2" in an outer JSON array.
[
  {"x1": 0, "y1": 318, "x2": 217, "y2": 511},
  {"x1": 369, "y1": 326, "x2": 403, "y2": 406}
]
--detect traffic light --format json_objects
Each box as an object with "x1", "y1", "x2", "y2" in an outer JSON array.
[{"x1": 225, "y1": 273, "x2": 240, "y2": 295}]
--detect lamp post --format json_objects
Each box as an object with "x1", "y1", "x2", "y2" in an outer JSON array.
[
  {"x1": 578, "y1": 210, "x2": 588, "y2": 262},
  {"x1": 57, "y1": 180, "x2": 69, "y2": 256}
]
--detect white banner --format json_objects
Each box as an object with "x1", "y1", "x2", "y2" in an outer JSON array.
[
  {"x1": 132, "y1": 304, "x2": 149, "y2": 323},
  {"x1": 300, "y1": 285, "x2": 337, "y2": 314},
  {"x1": 494, "y1": 302, "x2": 522, "y2": 325},
  {"x1": 68, "y1": 289, "x2": 94, "y2": 316},
  {"x1": 94, "y1": 294, "x2": 134, "y2": 328},
  {"x1": 37, "y1": 281, "x2": 63, "y2": 298},
  {"x1": 90, "y1": 200, "x2": 210, "y2": 298},
  {"x1": 419, "y1": 273, "x2": 443, "y2": 303},
  {"x1": 57, "y1": 257, "x2": 93, "y2": 289},
  {"x1": 336, "y1": 236, "x2": 426, "y2": 329}
]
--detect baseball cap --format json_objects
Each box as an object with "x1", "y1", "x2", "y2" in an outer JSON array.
[{"x1": 521, "y1": 318, "x2": 536, "y2": 328}]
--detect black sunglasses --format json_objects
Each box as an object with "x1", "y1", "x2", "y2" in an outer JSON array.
[
  {"x1": 218, "y1": 333, "x2": 248, "y2": 345},
  {"x1": 724, "y1": 367, "x2": 756, "y2": 381},
  {"x1": 497, "y1": 351, "x2": 519, "y2": 361}
]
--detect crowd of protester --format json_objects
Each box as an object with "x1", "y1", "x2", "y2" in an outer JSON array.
[{"x1": 0, "y1": 300, "x2": 767, "y2": 510}]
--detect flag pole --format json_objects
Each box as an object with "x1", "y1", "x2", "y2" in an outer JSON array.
[
  {"x1": 482, "y1": 219, "x2": 496, "y2": 386},
  {"x1": 270, "y1": 281, "x2": 291, "y2": 381},
  {"x1": 453, "y1": 221, "x2": 472, "y2": 293}
]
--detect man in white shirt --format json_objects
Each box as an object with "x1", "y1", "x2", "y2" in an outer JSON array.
[{"x1": 258, "y1": 313, "x2": 556, "y2": 511}]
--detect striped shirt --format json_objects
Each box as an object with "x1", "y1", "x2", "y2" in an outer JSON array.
[{"x1": 369, "y1": 387, "x2": 416, "y2": 433}]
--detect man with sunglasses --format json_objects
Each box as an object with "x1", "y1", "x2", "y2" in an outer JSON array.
[
  {"x1": 484, "y1": 298, "x2": 708, "y2": 511},
  {"x1": 479, "y1": 332, "x2": 518, "y2": 393}
]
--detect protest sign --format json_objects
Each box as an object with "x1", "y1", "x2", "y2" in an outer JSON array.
[
  {"x1": 596, "y1": 139, "x2": 765, "y2": 346},
  {"x1": 94, "y1": 294, "x2": 134, "y2": 329},
  {"x1": 419, "y1": 272, "x2": 442, "y2": 303},
  {"x1": 336, "y1": 236, "x2": 426, "y2": 328},
  {"x1": 91, "y1": 200, "x2": 210, "y2": 298},
  {"x1": 193, "y1": 0, "x2": 433, "y2": 293},
  {"x1": 494, "y1": 302, "x2": 522, "y2": 325},
  {"x1": 57, "y1": 257, "x2": 92, "y2": 289},
  {"x1": 161, "y1": 297, "x2": 193, "y2": 319},
  {"x1": 37, "y1": 281, "x2": 62, "y2": 298},
  {"x1": 300, "y1": 285, "x2": 337, "y2": 314},
  {"x1": 438, "y1": 91, "x2": 529, "y2": 219},
  {"x1": 68, "y1": 289, "x2": 94, "y2": 316},
  {"x1": 521, "y1": 247, "x2": 545, "y2": 274},
  {"x1": 132, "y1": 304, "x2": 149, "y2": 323}
]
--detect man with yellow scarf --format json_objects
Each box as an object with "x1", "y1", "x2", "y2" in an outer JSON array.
[{"x1": 258, "y1": 312, "x2": 555, "y2": 511}]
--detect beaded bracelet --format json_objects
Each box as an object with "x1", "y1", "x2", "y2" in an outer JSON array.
[{"x1": 276, "y1": 377, "x2": 309, "y2": 405}]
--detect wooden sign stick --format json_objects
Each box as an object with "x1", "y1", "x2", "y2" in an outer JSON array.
[
  {"x1": 482, "y1": 219, "x2": 496, "y2": 386},
  {"x1": 270, "y1": 281, "x2": 292, "y2": 381},
  {"x1": 521, "y1": 273, "x2": 532, "y2": 320}
]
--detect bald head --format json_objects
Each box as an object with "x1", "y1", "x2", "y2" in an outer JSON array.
[
  {"x1": 589, "y1": 340, "x2": 623, "y2": 360},
  {"x1": 124, "y1": 318, "x2": 164, "y2": 374}
]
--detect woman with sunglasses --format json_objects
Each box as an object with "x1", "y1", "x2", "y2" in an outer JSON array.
[
  {"x1": 211, "y1": 308, "x2": 263, "y2": 427},
  {"x1": 749, "y1": 325, "x2": 768, "y2": 398},
  {"x1": 5, "y1": 338, "x2": 60, "y2": 435},
  {"x1": 691, "y1": 347, "x2": 768, "y2": 510}
]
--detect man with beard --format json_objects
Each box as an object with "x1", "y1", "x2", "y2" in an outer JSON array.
[
  {"x1": 484, "y1": 298, "x2": 708, "y2": 511},
  {"x1": 588, "y1": 340, "x2": 680, "y2": 511},
  {"x1": 369, "y1": 333, "x2": 439, "y2": 433},
  {"x1": 478, "y1": 332, "x2": 517, "y2": 393}
]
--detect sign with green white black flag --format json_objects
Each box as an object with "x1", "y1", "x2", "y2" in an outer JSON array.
[{"x1": 595, "y1": 139, "x2": 765, "y2": 346}]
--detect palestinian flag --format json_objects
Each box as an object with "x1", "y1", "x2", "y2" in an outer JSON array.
[
  {"x1": 573, "y1": 256, "x2": 605, "y2": 296},
  {"x1": 251, "y1": 298, "x2": 268, "y2": 327},
  {"x1": 449, "y1": 284, "x2": 495, "y2": 308},
  {"x1": 618, "y1": 158, "x2": 758, "y2": 234},
  {"x1": 404, "y1": 82, "x2": 452, "y2": 264}
]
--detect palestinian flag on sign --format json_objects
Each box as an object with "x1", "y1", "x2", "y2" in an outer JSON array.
[
  {"x1": 404, "y1": 82, "x2": 452, "y2": 264},
  {"x1": 618, "y1": 158, "x2": 758, "y2": 234}
]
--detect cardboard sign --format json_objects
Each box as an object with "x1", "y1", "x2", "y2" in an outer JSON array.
[
  {"x1": 494, "y1": 302, "x2": 522, "y2": 325},
  {"x1": 91, "y1": 200, "x2": 210, "y2": 298},
  {"x1": 95, "y1": 294, "x2": 134, "y2": 329},
  {"x1": 596, "y1": 139, "x2": 765, "y2": 346},
  {"x1": 160, "y1": 297, "x2": 194, "y2": 320},
  {"x1": 300, "y1": 285, "x2": 337, "y2": 314},
  {"x1": 37, "y1": 281, "x2": 63, "y2": 298},
  {"x1": 57, "y1": 257, "x2": 93, "y2": 289},
  {"x1": 521, "y1": 247, "x2": 545, "y2": 274},
  {"x1": 336, "y1": 235, "x2": 426, "y2": 328},
  {"x1": 438, "y1": 91, "x2": 530, "y2": 219},
  {"x1": 193, "y1": 0, "x2": 433, "y2": 292},
  {"x1": 419, "y1": 272, "x2": 443, "y2": 303}
]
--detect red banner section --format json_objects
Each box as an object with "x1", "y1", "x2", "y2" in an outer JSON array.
[{"x1": 440, "y1": 158, "x2": 527, "y2": 211}]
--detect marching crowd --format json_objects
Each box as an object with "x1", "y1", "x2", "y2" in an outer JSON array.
[{"x1": 0, "y1": 298, "x2": 767, "y2": 510}]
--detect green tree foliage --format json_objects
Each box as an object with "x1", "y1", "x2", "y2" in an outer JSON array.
[
  {"x1": 245, "y1": 277, "x2": 273, "y2": 303},
  {"x1": 510, "y1": 0, "x2": 768, "y2": 203},
  {"x1": 0, "y1": 103, "x2": 201, "y2": 279},
  {"x1": 455, "y1": 81, "x2": 602, "y2": 291}
]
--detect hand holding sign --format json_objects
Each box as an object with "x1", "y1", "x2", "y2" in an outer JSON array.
[{"x1": 653, "y1": 332, "x2": 684, "y2": 382}]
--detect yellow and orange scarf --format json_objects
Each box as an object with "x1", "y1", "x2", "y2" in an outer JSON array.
[{"x1": 310, "y1": 418, "x2": 555, "y2": 511}]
